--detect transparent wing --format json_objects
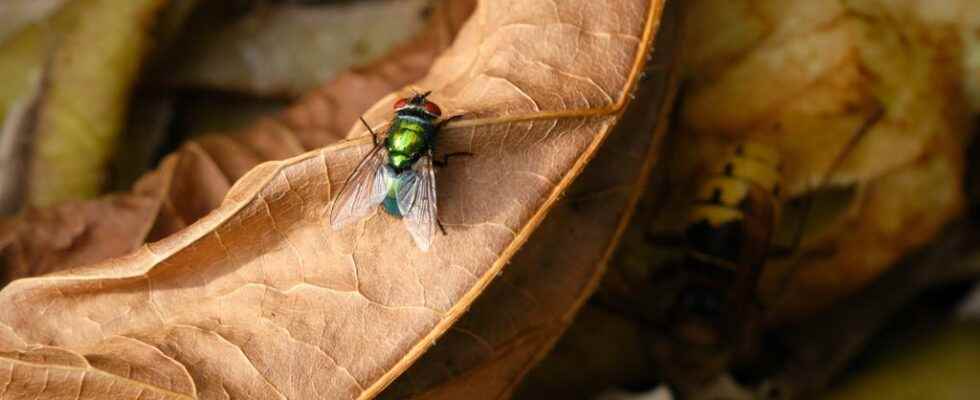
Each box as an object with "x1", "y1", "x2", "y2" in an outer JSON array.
[
  {"x1": 770, "y1": 105, "x2": 885, "y2": 304},
  {"x1": 330, "y1": 145, "x2": 390, "y2": 230},
  {"x1": 397, "y1": 155, "x2": 438, "y2": 251}
]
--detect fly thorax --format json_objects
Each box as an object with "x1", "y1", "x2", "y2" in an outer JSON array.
[{"x1": 386, "y1": 115, "x2": 432, "y2": 171}]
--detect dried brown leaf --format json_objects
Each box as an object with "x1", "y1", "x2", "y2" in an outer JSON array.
[
  {"x1": 0, "y1": 1, "x2": 661, "y2": 399},
  {"x1": 0, "y1": 163, "x2": 175, "y2": 285},
  {"x1": 382, "y1": 3, "x2": 678, "y2": 397}
]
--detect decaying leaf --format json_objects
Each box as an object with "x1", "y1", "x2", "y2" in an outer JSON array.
[
  {"x1": 596, "y1": 387, "x2": 674, "y2": 400},
  {"x1": 0, "y1": 0, "x2": 476, "y2": 287},
  {"x1": 581, "y1": 1, "x2": 977, "y2": 397},
  {"x1": 159, "y1": 0, "x2": 433, "y2": 97},
  {"x1": 822, "y1": 323, "x2": 980, "y2": 400},
  {"x1": 966, "y1": 28, "x2": 980, "y2": 111},
  {"x1": 512, "y1": 306, "x2": 659, "y2": 400},
  {"x1": 0, "y1": 162, "x2": 176, "y2": 286},
  {"x1": 0, "y1": 72, "x2": 44, "y2": 214},
  {"x1": 0, "y1": 1, "x2": 661, "y2": 399},
  {"x1": 382, "y1": 3, "x2": 676, "y2": 396},
  {"x1": 0, "y1": 0, "x2": 166, "y2": 209},
  {"x1": 0, "y1": 0, "x2": 85, "y2": 214},
  {"x1": 280, "y1": 0, "x2": 476, "y2": 149},
  {"x1": 108, "y1": 94, "x2": 178, "y2": 191},
  {"x1": 609, "y1": 0, "x2": 972, "y2": 324},
  {"x1": 762, "y1": 133, "x2": 965, "y2": 319},
  {"x1": 761, "y1": 219, "x2": 980, "y2": 399},
  {"x1": 856, "y1": 0, "x2": 980, "y2": 112},
  {"x1": 0, "y1": 0, "x2": 65, "y2": 43},
  {"x1": 0, "y1": 3, "x2": 59, "y2": 140}
]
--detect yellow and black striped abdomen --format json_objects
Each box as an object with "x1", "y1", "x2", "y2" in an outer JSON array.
[{"x1": 685, "y1": 142, "x2": 782, "y2": 267}]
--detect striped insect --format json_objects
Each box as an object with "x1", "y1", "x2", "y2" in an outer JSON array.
[
  {"x1": 650, "y1": 108, "x2": 885, "y2": 385},
  {"x1": 330, "y1": 91, "x2": 469, "y2": 251},
  {"x1": 667, "y1": 142, "x2": 783, "y2": 354}
]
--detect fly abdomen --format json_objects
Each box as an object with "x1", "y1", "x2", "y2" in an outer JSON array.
[
  {"x1": 380, "y1": 168, "x2": 407, "y2": 217},
  {"x1": 382, "y1": 196, "x2": 402, "y2": 217}
]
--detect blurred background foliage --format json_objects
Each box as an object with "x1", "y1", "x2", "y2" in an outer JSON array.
[{"x1": 0, "y1": 0, "x2": 431, "y2": 211}]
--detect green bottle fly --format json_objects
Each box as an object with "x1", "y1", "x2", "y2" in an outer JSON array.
[{"x1": 330, "y1": 91, "x2": 468, "y2": 251}]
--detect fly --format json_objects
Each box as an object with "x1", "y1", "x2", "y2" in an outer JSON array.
[{"x1": 330, "y1": 91, "x2": 469, "y2": 251}]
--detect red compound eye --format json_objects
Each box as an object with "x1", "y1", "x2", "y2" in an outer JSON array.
[
  {"x1": 393, "y1": 98, "x2": 408, "y2": 110},
  {"x1": 422, "y1": 101, "x2": 442, "y2": 117}
]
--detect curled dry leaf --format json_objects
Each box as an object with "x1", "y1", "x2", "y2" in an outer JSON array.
[
  {"x1": 0, "y1": 0, "x2": 476, "y2": 286},
  {"x1": 382, "y1": 3, "x2": 675, "y2": 397},
  {"x1": 0, "y1": 164, "x2": 176, "y2": 287},
  {"x1": 0, "y1": 1, "x2": 661, "y2": 400},
  {"x1": 159, "y1": 0, "x2": 433, "y2": 98}
]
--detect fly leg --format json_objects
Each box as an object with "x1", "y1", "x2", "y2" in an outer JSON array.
[
  {"x1": 438, "y1": 114, "x2": 465, "y2": 129},
  {"x1": 433, "y1": 114, "x2": 470, "y2": 168},
  {"x1": 359, "y1": 116, "x2": 381, "y2": 146},
  {"x1": 437, "y1": 219, "x2": 448, "y2": 235},
  {"x1": 433, "y1": 152, "x2": 474, "y2": 167}
]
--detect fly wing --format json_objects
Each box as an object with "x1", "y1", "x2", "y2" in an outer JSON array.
[
  {"x1": 396, "y1": 155, "x2": 438, "y2": 251},
  {"x1": 330, "y1": 145, "x2": 390, "y2": 230}
]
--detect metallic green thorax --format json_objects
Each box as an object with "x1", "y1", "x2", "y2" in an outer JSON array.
[
  {"x1": 381, "y1": 110, "x2": 440, "y2": 217},
  {"x1": 385, "y1": 113, "x2": 437, "y2": 171}
]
